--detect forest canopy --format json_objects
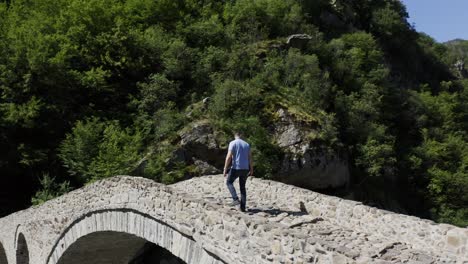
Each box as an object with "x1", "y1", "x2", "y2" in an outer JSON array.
[{"x1": 0, "y1": 0, "x2": 466, "y2": 226}]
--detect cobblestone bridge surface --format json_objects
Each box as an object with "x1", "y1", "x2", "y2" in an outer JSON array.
[{"x1": 0, "y1": 176, "x2": 466, "y2": 264}]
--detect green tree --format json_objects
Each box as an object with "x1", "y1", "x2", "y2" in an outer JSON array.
[
  {"x1": 59, "y1": 118, "x2": 144, "y2": 183},
  {"x1": 31, "y1": 174, "x2": 72, "y2": 205},
  {"x1": 408, "y1": 87, "x2": 468, "y2": 226},
  {"x1": 209, "y1": 79, "x2": 262, "y2": 119}
]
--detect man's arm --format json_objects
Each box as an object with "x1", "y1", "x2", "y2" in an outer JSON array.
[
  {"x1": 223, "y1": 151, "x2": 233, "y2": 177},
  {"x1": 248, "y1": 150, "x2": 254, "y2": 176}
]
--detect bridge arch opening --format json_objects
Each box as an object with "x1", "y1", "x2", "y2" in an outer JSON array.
[
  {"x1": 16, "y1": 233, "x2": 29, "y2": 264},
  {"x1": 57, "y1": 231, "x2": 185, "y2": 264},
  {"x1": 47, "y1": 209, "x2": 223, "y2": 264},
  {"x1": 0, "y1": 242, "x2": 8, "y2": 264}
]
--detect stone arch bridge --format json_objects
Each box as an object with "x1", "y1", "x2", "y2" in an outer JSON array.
[{"x1": 0, "y1": 176, "x2": 466, "y2": 263}]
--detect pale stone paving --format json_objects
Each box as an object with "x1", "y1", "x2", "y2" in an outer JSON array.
[
  {"x1": 0, "y1": 175, "x2": 466, "y2": 264},
  {"x1": 173, "y1": 176, "x2": 467, "y2": 263}
]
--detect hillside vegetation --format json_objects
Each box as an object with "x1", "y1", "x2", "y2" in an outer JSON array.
[
  {"x1": 445, "y1": 39, "x2": 468, "y2": 63},
  {"x1": 0, "y1": 0, "x2": 466, "y2": 226},
  {"x1": 444, "y1": 39, "x2": 468, "y2": 79}
]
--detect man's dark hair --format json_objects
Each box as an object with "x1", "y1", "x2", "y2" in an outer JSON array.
[{"x1": 234, "y1": 131, "x2": 242, "y2": 137}]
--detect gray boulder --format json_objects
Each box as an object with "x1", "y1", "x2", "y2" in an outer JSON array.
[
  {"x1": 286, "y1": 34, "x2": 313, "y2": 49},
  {"x1": 193, "y1": 159, "x2": 220, "y2": 175},
  {"x1": 273, "y1": 108, "x2": 350, "y2": 189},
  {"x1": 179, "y1": 122, "x2": 224, "y2": 173},
  {"x1": 180, "y1": 122, "x2": 218, "y2": 149}
]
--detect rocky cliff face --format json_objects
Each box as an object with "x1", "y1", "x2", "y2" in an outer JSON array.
[
  {"x1": 454, "y1": 59, "x2": 468, "y2": 79},
  {"x1": 167, "y1": 108, "x2": 350, "y2": 190},
  {"x1": 444, "y1": 39, "x2": 468, "y2": 79},
  {"x1": 178, "y1": 122, "x2": 224, "y2": 175},
  {"x1": 272, "y1": 108, "x2": 350, "y2": 189}
]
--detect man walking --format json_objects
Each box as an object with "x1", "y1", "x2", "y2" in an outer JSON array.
[{"x1": 223, "y1": 132, "x2": 253, "y2": 212}]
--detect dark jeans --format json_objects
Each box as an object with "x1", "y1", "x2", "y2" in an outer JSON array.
[{"x1": 226, "y1": 169, "x2": 249, "y2": 209}]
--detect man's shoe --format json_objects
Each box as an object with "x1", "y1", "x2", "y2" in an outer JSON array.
[
  {"x1": 240, "y1": 207, "x2": 246, "y2": 212},
  {"x1": 228, "y1": 200, "x2": 240, "y2": 207}
]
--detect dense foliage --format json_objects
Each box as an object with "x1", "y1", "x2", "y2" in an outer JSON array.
[
  {"x1": 445, "y1": 39, "x2": 468, "y2": 65},
  {"x1": 0, "y1": 0, "x2": 466, "y2": 226}
]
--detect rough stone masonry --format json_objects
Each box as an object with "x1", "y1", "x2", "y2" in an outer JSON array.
[{"x1": 0, "y1": 175, "x2": 466, "y2": 264}]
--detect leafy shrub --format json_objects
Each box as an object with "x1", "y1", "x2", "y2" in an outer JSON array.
[
  {"x1": 87, "y1": 122, "x2": 144, "y2": 181},
  {"x1": 31, "y1": 174, "x2": 72, "y2": 205},
  {"x1": 141, "y1": 143, "x2": 192, "y2": 184},
  {"x1": 209, "y1": 79, "x2": 262, "y2": 119},
  {"x1": 59, "y1": 118, "x2": 144, "y2": 183},
  {"x1": 153, "y1": 103, "x2": 187, "y2": 141},
  {"x1": 135, "y1": 73, "x2": 180, "y2": 114},
  {"x1": 58, "y1": 117, "x2": 105, "y2": 182}
]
